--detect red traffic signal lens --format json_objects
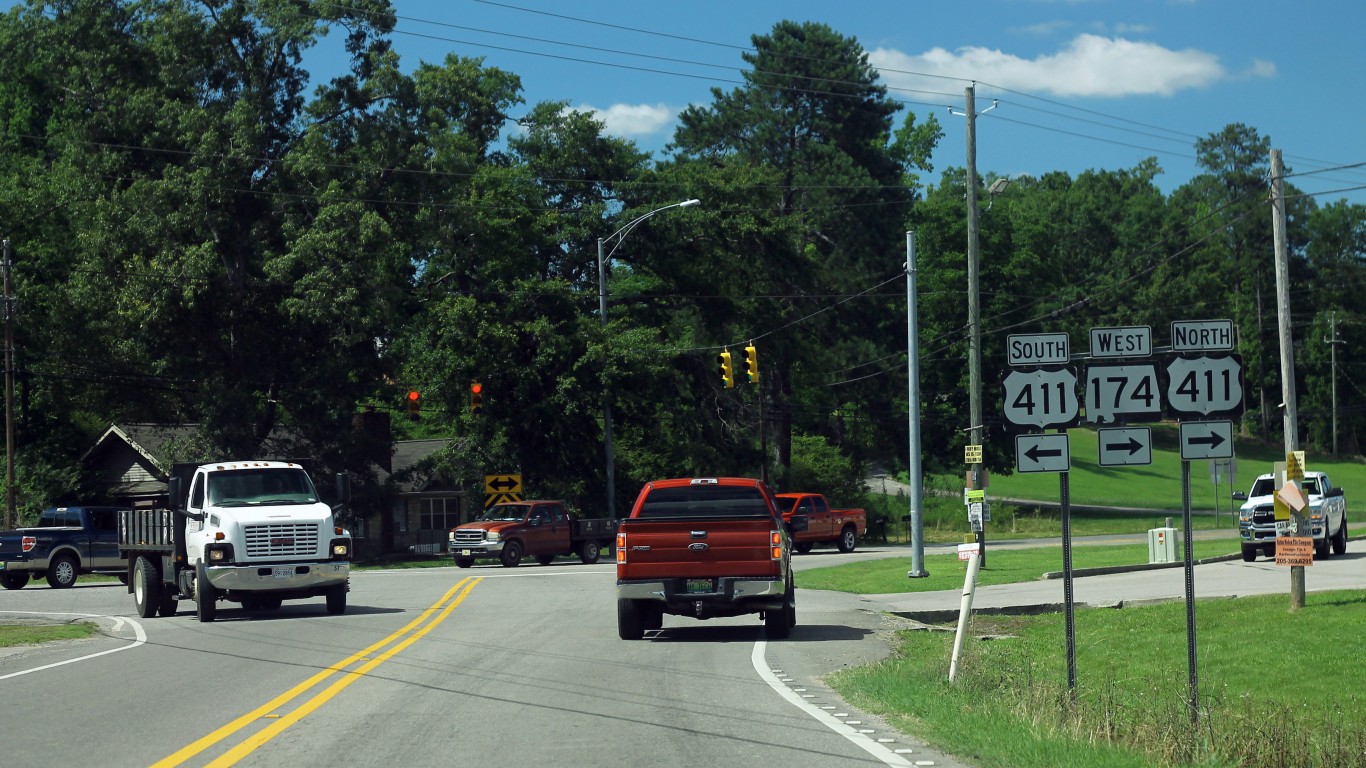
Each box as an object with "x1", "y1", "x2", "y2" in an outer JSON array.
[
  {"x1": 407, "y1": 391, "x2": 420, "y2": 402},
  {"x1": 471, "y1": 382, "x2": 483, "y2": 394}
]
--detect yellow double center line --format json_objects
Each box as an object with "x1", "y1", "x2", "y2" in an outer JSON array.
[{"x1": 154, "y1": 577, "x2": 482, "y2": 768}]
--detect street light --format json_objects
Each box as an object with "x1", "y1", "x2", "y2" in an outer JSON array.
[{"x1": 597, "y1": 198, "x2": 700, "y2": 519}]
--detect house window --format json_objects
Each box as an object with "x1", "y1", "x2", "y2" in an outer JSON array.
[{"x1": 420, "y1": 497, "x2": 460, "y2": 531}]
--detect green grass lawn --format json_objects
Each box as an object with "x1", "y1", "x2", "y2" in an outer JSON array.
[
  {"x1": 796, "y1": 538, "x2": 1240, "y2": 595},
  {"x1": 0, "y1": 622, "x2": 98, "y2": 648},
  {"x1": 829, "y1": 590, "x2": 1366, "y2": 768}
]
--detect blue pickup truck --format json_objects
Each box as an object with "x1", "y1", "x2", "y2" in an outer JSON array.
[{"x1": 0, "y1": 506, "x2": 128, "y2": 589}]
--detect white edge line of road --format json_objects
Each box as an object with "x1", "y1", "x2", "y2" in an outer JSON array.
[
  {"x1": 0, "y1": 611, "x2": 147, "y2": 681},
  {"x1": 751, "y1": 640, "x2": 914, "y2": 767}
]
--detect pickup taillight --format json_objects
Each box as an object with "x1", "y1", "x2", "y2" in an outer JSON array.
[
  {"x1": 616, "y1": 532, "x2": 627, "y2": 564},
  {"x1": 21, "y1": 536, "x2": 36, "y2": 553},
  {"x1": 771, "y1": 530, "x2": 782, "y2": 560}
]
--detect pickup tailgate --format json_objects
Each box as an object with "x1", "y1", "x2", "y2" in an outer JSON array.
[{"x1": 617, "y1": 518, "x2": 780, "y2": 580}]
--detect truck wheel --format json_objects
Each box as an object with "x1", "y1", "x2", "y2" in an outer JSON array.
[
  {"x1": 1314, "y1": 535, "x2": 1330, "y2": 560},
  {"x1": 578, "y1": 540, "x2": 601, "y2": 564},
  {"x1": 499, "y1": 541, "x2": 523, "y2": 568},
  {"x1": 194, "y1": 564, "x2": 217, "y2": 623},
  {"x1": 326, "y1": 584, "x2": 347, "y2": 615},
  {"x1": 535, "y1": 554, "x2": 555, "y2": 566},
  {"x1": 133, "y1": 556, "x2": 163, "y2": 618},
  {"x1": 617, "y1": 599, "x2": 644, "y2": 640},
  {"x1": 1241, "y1": 544, "x2": 1258, "y2": 562},
  {"x1": 258, "y1": 597, "x2": 282, "y2": 611},
  {"x1": 1332, "y1": 515, "x2": 1348, "y2": 555},
  {"x1": 0, "y1": 572, "x2": 29, "y2": 590},
  {"x1": 765, "y1": 593, "x2": 795, "y2": 640},
  {"x1": 455, "y1": 557, "x2": 474, "y2": 568},
  {"x1": 837, "y1": 525, "x2": 858, "y2": 553},
  {"x1": 46, "y1": 553, "x2": 79, "y2": 589},
  {"x1": 158, "y1": 593, "x2": 179, "y2": 617},
  {"x1": 794, "y1": 542, "x2": 813, "y2": 555}
]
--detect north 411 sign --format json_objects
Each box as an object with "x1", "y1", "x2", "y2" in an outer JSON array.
[{"x1": 1166, "y1": 356, "x2": 1244, "y2": 417}]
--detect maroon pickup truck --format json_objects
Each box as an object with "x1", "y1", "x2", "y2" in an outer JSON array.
[
  {"x1": 448, "y1": 500, "x2": 616, "y2": 568},
  {"x1": 615, "y1": 477, "x2": 804, "y2": 640},
  {"x1": 774, "y1": 493, "x2": 866, "y2": 554}
]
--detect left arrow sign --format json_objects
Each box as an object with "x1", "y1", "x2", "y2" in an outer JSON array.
[{"x1": 1015, "y1": 433, "x2": 1071, "y2": 473}]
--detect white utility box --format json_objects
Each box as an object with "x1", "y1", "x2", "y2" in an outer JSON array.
[{"x1": 1148, "y1": 527, "x2": 1179, "y2": 563}]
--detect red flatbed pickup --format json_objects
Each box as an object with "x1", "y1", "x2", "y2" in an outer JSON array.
[{"x1": 614, "y1": 477, "x2": 802, "y2": 640}]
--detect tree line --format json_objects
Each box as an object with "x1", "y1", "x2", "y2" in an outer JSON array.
[{"x1": 2, "y1": 1, "x2": 1362, "y2": 524}]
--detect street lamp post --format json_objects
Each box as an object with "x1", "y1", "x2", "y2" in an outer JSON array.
[{"x1": 597, "y1": 199, "x2": 700, "y2": 519}]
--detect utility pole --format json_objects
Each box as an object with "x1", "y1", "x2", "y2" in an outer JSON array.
[
  {"x1": 1326, "y1": 311, "x2": 1344, "y2": 456},
  {"x1": 906, "y1": 232, "x2": 927, "y2": 577},
  {"x1": 1270, "y1": 148, "x2": 1305, "y2": 610},
  {"x1": 3, "y1": 239, "x2": 14, "y2": 530}
]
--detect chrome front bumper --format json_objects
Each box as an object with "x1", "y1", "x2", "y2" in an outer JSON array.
[{"x1": 205, "y1": 561, "x2": 349, "y2": 591}]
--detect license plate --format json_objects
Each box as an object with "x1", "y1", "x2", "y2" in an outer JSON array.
[
  {"x1": 461, "y1": 549, "x2": 472, "y2": 556},
  {"x1": 273, "y1": 566, "x2": 294, "y2": 579},
  {"x1": 686, "y1": 578, "x2": 714, "y2": 594}
]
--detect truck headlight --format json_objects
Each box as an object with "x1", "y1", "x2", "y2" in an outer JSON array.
[
  {"x1": 329, "y1": 538, "x2": 351, "y2": 559},
  {"x1": 486, "y1": 530, "x2": 500, "y2": 542},
  {"x1": 205, "y1": 543, "x2": 234, "y2": 563}
]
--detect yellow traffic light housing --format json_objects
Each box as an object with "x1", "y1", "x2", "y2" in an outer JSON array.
[
  {"x1": 406, "y1": 390, "x2": 421, "y2": 421},
  {"x1": 742, "y1": 344, "x2": 759, "y2": 383},
  {"x1": 470, "y1": 381, "x2": 484, "y2": 414},
  {"x1": 718, "y1": 349, "x2": 735, "y2": 388}
]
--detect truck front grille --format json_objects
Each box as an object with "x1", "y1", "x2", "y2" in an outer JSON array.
[
  {"x1": 452, "y1": 530, "x2": 485, "y2": 545},
  {"x1": 243, "y1": 523, "x2": 320, "y2": 558},
  {"x1": 1252, "y1": 505, "x2": 1275, "y2": 526}
]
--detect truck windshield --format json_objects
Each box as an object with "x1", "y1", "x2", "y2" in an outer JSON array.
[
  {"x1": 637, "y1": 485, "x2": 771, "y2": 519},
  {"x1": 207, "y1": 469, "x2": 318, "y2": 506},
  {"x1": 478, "y1": 506, "x2": 526, "y2": 522},
  {"x1": 1249, "y1": 478, "x2": 1276, "y2": 497}
]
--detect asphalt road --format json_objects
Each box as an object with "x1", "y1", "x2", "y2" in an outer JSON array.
[{"x1": 0, "y1": 564, "x2": 969, "y2": 768}]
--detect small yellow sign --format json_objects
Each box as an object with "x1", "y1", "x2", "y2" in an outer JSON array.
[
  {"x1": 964, "y1": 444, "x2": 983, "y2": 464},
  {"x1": 1285, "y1": 451, "x2": 1305, "y2": 481},
  {"x1": 484, "y1": 474, "x2": 523, "y2": 495},
  {"x1": 1274, "y1": 536, "x2": 1313, "y2": 566},
  {"x1": 965, "y1": 489, "x2": 986, "y2": 503}
]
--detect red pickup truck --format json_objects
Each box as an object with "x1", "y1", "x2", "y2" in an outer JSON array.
[
  {"x1": 774, "y1": 493, "x2": 866, "y2": 554},
  {"x1": 615, "y1": 477, "x2": 803, "y2": 640},
  {"x1": 448, "y1": 500, "x2": 616, "y2": 568}
]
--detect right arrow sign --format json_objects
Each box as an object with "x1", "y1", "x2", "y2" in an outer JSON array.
[
  {"x1": 1097, "y1": 427, "x2": 1152, "y2": 467},
  {"x1": 1179, "y1": 420, "x2": 1234, "y2": 460}
]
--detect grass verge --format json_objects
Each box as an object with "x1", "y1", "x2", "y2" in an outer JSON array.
[
  {"x1": 829, "y1": 590, "x2": 1366, "y2": 768},
  {"x1": 796, "y1": 539, "x2": 1240, "y2": 594},
  {"x1": 0, "y1": 622, "x2": 98, "y2": 648}
]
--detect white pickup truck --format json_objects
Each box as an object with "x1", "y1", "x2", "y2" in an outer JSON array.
[{"x1": 1233, "y1": 470, "x2": 1348, "y2": 562}]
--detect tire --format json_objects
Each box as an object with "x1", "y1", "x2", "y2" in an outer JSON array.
[
  {"x1": 241, "y1": 597, "x2": 261, "y2": 611},
  {"x1": 1332, "y1": 515, "x2": 1348, "y2": 556},
  {"x1": 536, "y1": 554, "x2": 555, "y2": 566},
  {"x1": 499, "y1": 540, "x2": 523, "y2": 568},
  {"x1": 133, "y1": 556, "x2": 162, "y2": 619},
  {"x1": 116, "y1": 574, "x2": 129, "y2": 585},
  {"x1": 326, "y1": 584, "x2": 347, "y2": 615},
  {"x1": 794, "y1": 542, "x2": 813, "y2": 555},
  {"x1": 158, "y1": 593, "x2": 179, "y2": 617},
  {"x1": 455, "y1": 557, "x2": 474, "y2": 568},
  {"x1": 765, "y1": 592, "x2": 795, "y2": 640},
  {"x1": 617, "y1": 599, "x2": 644, "y2": 640},
  {"x1": 194, "y1": 563, "x2": 217, "y2": 623},
  {"x1": 578, "y1": 540, "x2": 601, "y2": 564},
  {"x1": 1241, "y1": 544, "x2": 1258, "y2": 562},
  {"x1": 0, "y1": 571, "x2": 29, "y2": 590},
  {"x1": 1314, "y1": 534, "x2": 1330, "y2": 560},
  {"x1": 259, "y1": 597, "x2": 282, "y2": 611},
  {"x1": 46, "y1": 553, "x2": 79, "y2": 589},
  {"x1": 837, "y1": 525, "x2": 858, "y2": 553}
]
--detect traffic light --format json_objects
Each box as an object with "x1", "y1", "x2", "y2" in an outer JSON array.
[
  {"x1": 718, "y1": 349, "x2": 735, "y2": 388},
  {"x1": 742, "y1": 344, "x2": 759, "y2": 384},
  {"x1": 406, "y1": 390, "x2": 421, "y2": 421},
  {"x1": 469, "y1": 381, "x2": 484, "y2": 414}
]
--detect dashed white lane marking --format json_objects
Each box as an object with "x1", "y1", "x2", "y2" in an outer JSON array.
[
  {"x1": 0, "y1": 611, "x2": 147, "y2": 681},
  {"x1": 752, "y1": 640, "x2": 915, "y2": 767}
]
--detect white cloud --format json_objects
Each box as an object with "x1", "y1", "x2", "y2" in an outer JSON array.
[
  {"x1": 871, "y1": 33, "x2": 1233, "y2": 98},
  {"x1": 580, "y1": 102, "x2": 678, "y2": 138}
]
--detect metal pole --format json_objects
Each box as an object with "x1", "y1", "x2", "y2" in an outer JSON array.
[
  {"x1": 965, "y1": 85, "x2": 986, "y2": 568},
  {"x1": 907, "y1": 232, "x2": 928, "y2": 577},
  {"x1": 1061, "y1": 469, "x2": 1076, "y2": 702},
  {"x1": 3, "y1": 239, "x2": 14, "y2": 530},
  {"x1": 597, "y1": 237, "x2": 616, "y2": 520},
  {"x1": 1182, "y1": 459, "x2": 1200, "y2": 724}
]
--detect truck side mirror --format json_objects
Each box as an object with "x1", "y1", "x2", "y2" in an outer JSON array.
[
  {"x1": 1231, "y1": 491, "x2": 1247, "y2": 501},
  {"x1": 335, "y1": 472, "x2": 352, "y2": 507},
  {"x1": 786, "y1": 514, "x2": 809, "y2": 534},
  {"x1": 1326, "y1": 487, "x2": 1344, "y2": 498},
  {"x1": 168, "y1": 476, "x2": 184, "y2": 511}
]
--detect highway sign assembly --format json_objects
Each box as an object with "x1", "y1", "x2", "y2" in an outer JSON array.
[
  {"x1": 1015, "y1": 433, "x2": 1070, "y2": 473},
  {"x1": 1097, "y1": 427, "x2": 1152, "y2": 466},
  {"x1": 1178, "y1": 421, "x2": 1234, "y2": 460}
]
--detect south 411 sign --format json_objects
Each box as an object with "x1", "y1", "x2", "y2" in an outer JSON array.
[{"x1": 1003, "y1": 367, "x2": 1080, "y2": 429}]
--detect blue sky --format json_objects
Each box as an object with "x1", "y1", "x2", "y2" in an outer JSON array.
[{"x1": 318, "y1": 0, "x2": 1365, "y2": 206}]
